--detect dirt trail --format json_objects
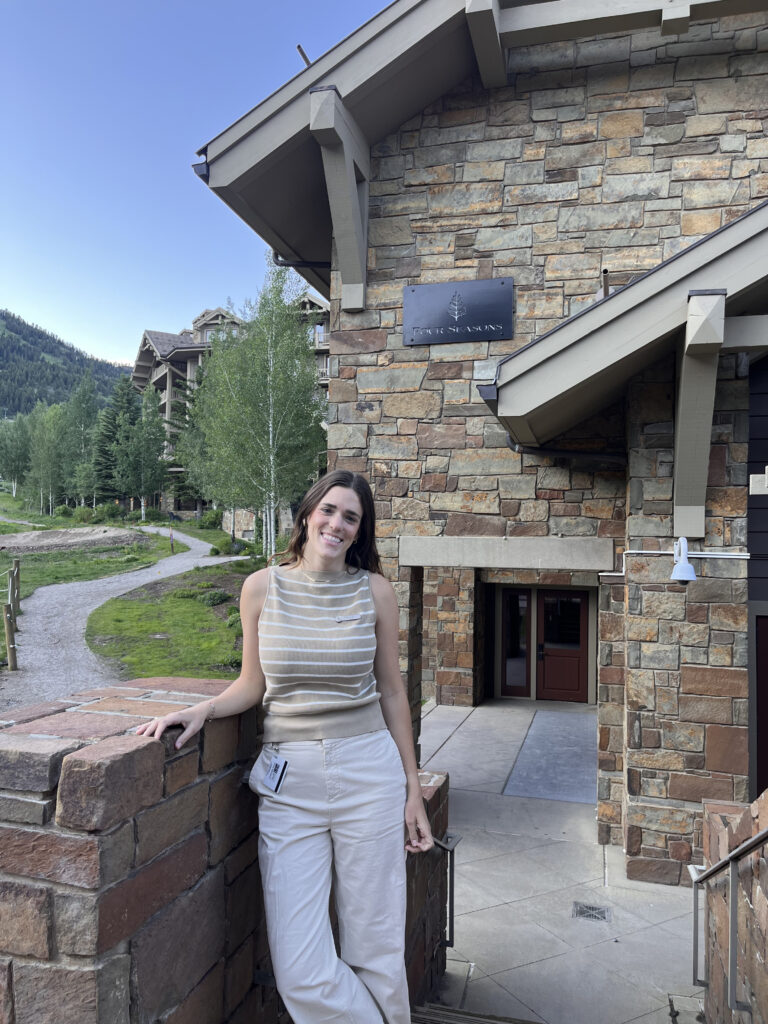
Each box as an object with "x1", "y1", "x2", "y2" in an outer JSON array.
[{"x1": 0, "y1": 526, "x2": 246, "y2": 712}]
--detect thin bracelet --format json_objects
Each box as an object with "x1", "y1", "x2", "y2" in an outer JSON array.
[{"x1": 205, "y1": 700, "x2": 216, "y2": 721}]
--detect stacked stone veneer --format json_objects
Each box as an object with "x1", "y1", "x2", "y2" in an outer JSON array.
[
  {"x1": 701, "y1": 790, "x2": 768, "y2": 1023},
  {"x1": 325, "y1": 11, "x2": 766, "y2": 880},
  {"x1": 597, "y1": 353, "x2": 749, "y2": 884},
  {"x1": 0, "y1": 681, "x2": 448, "y2": 1024}
]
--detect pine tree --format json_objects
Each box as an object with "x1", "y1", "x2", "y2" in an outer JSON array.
[
  {"x1": 92, "y1": 376, "x2": 139, "y2": 500},
  {"x1": 61, "y1": 371, "x2": 98, "y2": 505}
]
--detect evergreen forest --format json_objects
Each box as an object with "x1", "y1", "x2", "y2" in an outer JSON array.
[{"x1": 0, "y1": 310, "x2": 126, "y2": 417}]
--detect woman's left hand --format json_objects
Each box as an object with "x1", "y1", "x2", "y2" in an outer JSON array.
[{"x1": 404, "y1": 792, "x2": 434, "y2": 853}]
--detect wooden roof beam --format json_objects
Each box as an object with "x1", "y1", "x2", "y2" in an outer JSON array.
[
  {"x1": 673, "y1": 290, "x2": 725, "y2": 539},
  {"x1": 310, "y1": 86, "x2": 370, "y2": 312},
  {"x1": 497, "y1": 0, "x2": 764, "y2": 47},
  {"x1": 466, "y1": 0, "x2": 507, "y2": 89}
]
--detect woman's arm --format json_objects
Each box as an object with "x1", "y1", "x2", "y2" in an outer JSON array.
[
  {"x1": 136, "y1": 567, "x2": 270, "y2": 749},
  {"x1": 371, "y1": 572, "x2": 434, "y2": 853}
]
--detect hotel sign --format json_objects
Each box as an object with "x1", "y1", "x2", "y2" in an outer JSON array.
[{"x1": 403, "y1": 278, "x2": 515, "y2": 347}]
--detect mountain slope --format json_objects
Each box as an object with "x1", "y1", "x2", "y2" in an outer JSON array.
[{"x1": 0, "y1": 310, "x2": 127, "y2": 416}]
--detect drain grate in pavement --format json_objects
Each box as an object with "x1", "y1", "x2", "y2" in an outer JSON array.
[{"x1": 572, "y1": 901, "x2": 612, "y2": 922}]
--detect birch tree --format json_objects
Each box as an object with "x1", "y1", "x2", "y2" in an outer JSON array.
[
  {"x1": 178, "y1": 266, "x2": 326, "y2": 556},
  {"x1": 26, "y1": 402, "x2": 65, "y2": 515},
  {"x1": 0, "y1": 415, "x2": 30, "y2": 497}
]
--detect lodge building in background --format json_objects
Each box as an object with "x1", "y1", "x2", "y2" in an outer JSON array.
[
  {"x1": 194, "y1": 0, "x2": 768, "y2": 883},
  {"x1": 131, "y1": 297, "x2": 330, "y2": 526}
]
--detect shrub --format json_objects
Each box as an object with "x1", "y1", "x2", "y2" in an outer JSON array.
[
  {"x1": 55, "y1": 504, "x2": 73, "y2": 518},
  {"x1": 144, "y1": 507, "x2": 166, "y2": 523},
  {"x1": 200, "y1": 508, "x2": 223, "y2": 529},
  {"x1": 170, "y1": 588, "x2": 199, "y2": 599},
  {"x1": 73, "y1": 506, "x2": 93, "y2": 523},
  {"x1": 92, "y1": 503, "x2": 122, "y2": 523},
  {"x1": 209, "y1": 546, "x2": 220, "y2": 556},
  {"x1": 197, "y1": 589, "x2": 231, "y2": 607}
]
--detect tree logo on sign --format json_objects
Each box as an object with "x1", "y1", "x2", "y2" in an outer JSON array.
[{"x1": 447, "y1": 292, "x2": 466, "y2": 322}]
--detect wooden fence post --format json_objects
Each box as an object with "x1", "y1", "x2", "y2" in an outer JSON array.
[
  {"x1": 3, "y1": 604, "x2": 17, "y2": 671},
  {"x1": 11, "y1": 560, "x2": 20, "y2": 616},
  {"x1": 6, "y1": 576, "x2": 15, "y2": 632}
]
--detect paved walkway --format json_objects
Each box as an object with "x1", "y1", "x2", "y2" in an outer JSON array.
[
  {"x1": 421, "y1": 700, "x2": 704, "y2": 1024},
  {"x1": 0, "y1": 527, "x2": 246, "y2": 711}
]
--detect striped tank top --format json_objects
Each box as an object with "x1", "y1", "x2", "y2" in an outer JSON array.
[{"x1": 258, "y1": 565, "x2": 386, "y2": 741}]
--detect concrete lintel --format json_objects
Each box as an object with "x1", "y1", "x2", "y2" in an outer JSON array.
[
  {"x1": 685, "y1": 291, "x2": 725, "y2": 354},
  {"x1": 399, "y1": 535, "x2": 614, "y2": 571},
  {"x1": 466, "y1": 0, "x2": 507, "y2": 89},
  {"x1": 310, "y1": 88, "x2": 370, "y2": 312},
  {"x1": 661, "y1": 3, "x2": 691, "y2": 35}
]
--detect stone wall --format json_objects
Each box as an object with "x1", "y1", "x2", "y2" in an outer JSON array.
[
  {"x1": 599, "y1": 353, "x2": 750, "y2": 884},
  {"x1": 328, "y1": 9, "x2": 766, "y2": 670},
  {"x1": 702, "y1": 789, "x2": 768, "y2": 1023},
  {"x1": 0, "y1": 681, "x2": 449, "y2": 1024},
  {"x1": 325, "y1": 11, "x2": 765, "y2": 873}
]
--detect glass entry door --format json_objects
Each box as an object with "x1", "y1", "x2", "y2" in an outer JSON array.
[
  {"x1": 536, "y1": 590, "x2": 588, "y2": 702},
  {"x1": 500, "y1": 588, "x2": 531, "y2": 698}
]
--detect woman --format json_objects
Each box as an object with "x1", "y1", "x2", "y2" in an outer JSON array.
[{"x1": 137, "y1": 469, "x2": 433, "y2": 1023}]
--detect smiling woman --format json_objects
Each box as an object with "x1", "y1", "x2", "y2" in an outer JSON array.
[{"x1": 136, "y1": 469, "x2": 432, "y2": 1023}]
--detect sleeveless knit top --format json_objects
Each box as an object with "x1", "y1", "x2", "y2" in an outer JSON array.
[{"x1": 258, "y1": 565, "x2": 386, "y2": 741}]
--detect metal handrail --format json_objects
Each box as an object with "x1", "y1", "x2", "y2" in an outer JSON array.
[
  {"x1": 433, "y1": 832, "x2": 462, "y2": 948},
  {"x1": 688, "y1": 823, "x2": 768, "y2": 1013}
]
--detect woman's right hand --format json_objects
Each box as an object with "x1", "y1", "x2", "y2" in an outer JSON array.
[{"x1": 135, "y1": 701, "x2": 212, "y2": 750}]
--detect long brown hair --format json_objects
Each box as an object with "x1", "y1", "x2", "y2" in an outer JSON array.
[{"x1": 281, "y1": 471, "x2": 382, "y2": 574}]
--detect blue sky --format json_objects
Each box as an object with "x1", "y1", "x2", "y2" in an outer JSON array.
[{"x1": 1, "y1": 0, "x2": 387, "y2": 365}]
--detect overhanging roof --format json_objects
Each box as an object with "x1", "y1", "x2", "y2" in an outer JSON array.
[
  {"x1": 479, "y1": 199, "x2": 768, "y2": 448},
  {"x1": 196, "y1": 0, "x2": 765, "y2": 297}
]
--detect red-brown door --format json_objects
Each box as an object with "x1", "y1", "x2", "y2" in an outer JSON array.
[
  {"x1": 500, "y1": 588, "x2": 531, "y2": 698},
  {"x1": 536, "y1": 590, "x2": 589, "y2": 702}
]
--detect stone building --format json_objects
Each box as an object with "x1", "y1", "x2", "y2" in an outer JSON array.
[{"x1": 193, "y1": 0, "x2": 768, "y2": 882}]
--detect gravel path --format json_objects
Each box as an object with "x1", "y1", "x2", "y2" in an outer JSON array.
[{"x1": 0, "y1": 527, "x2": 247, "y2": 711}]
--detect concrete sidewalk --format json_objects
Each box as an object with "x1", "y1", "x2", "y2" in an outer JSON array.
[{"x1": 420, "y1": 700, "x2": 704, "y2": 1024}]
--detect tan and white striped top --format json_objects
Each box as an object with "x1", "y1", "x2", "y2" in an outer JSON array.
[{"x1": 258, "y1": 565, "x2": 386, "y2": 741}]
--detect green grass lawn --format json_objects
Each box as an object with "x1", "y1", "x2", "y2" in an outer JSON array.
[
  {"x1": 0, "y1": 489, "x2": 75, "y2": 529},
  {"x1": 0, "y1": 534, "x2": 189, "y2": 666},
  {"x1": 0, "y1": 522, "x2": 29, "y2": 535},
  {"x1": 85, "y1": 564, "x2": 261, "y2": 679},
  {"x1": 0, "y1": 534, "x2": 187, "y2": 601},
  {"x1": 166, "y1": 523, "x2": 233, "y2": 549}
]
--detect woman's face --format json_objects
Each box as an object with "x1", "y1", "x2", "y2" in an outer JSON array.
[{"x1": 304, "y1": 486, "x2": 363, "y2": 564}]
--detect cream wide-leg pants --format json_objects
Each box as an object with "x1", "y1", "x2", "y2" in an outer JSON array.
[{"x1": 249, "y1": 728, "x2": 410, "y2": 1024}]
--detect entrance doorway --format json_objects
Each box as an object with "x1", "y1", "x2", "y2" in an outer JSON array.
[{"x1": 498, "y1": 587, "x2": 592, "y2": 703}]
